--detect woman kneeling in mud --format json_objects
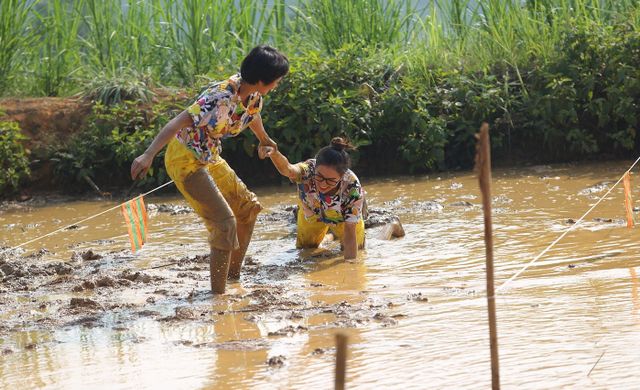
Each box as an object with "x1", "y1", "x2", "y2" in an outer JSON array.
[{"x1": 261, "y1": 137, "x2": 404, "y2": 259}]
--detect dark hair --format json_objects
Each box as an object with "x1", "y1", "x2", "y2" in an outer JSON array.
[
  {"x1": 240, "y1": 45, "x2": 289, "y2": 85},
  {"x1": 315, "y1": 137, "x2": 355, "y2": 175}
]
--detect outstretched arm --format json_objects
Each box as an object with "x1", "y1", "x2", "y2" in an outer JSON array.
[
  {"x1": 249, "y1": 114, "x2": 278, "y2": 149},
  {"x1": 260, "y1": 146, "x2": 304, "y2": 181},
  {"x1": 130, "y1": 110, "x2": 193, "y2": 179}
]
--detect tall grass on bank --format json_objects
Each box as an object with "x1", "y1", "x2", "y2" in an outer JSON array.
[
  {"x1": 292, "y1": 0, "x2": 423, "y2": 53},
  {"x1": 80, "y1": 0, "x2": 161, "y2": 76},
  {"x1": 0, "y1": 0, "x2": 37, "y2": 95},
  {"x1": 1, "y1": 0, "x2": 639, "y2": 96},
  {"x1": 32, "y1": 0, "x2": 83, "y2": 96},
  {"x1": 158, "y1": 0, "x2": 277, "y2": 85},
  {"x1": 406, "y1": 0, "x2": 640, "y2": 86}
]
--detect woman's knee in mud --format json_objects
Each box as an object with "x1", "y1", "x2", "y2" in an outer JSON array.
[
  {"x1": 208, "y1": 215, "x2": 239, "y2": 251},
  {"x1": 247, "y1": 202, "x2": 263, "y2": 225}
]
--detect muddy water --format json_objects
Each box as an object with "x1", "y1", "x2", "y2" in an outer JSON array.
[{"x1": 2, "y1": 161, "x2": 640, "y2": 389}]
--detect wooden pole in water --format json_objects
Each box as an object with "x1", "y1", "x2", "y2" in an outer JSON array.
[
  {"x1": 335, "y1": 332, "x2": 348, "y2": 390},
  {"x1": 475, "y1": 122, "x2": 501, "y2": 389}
]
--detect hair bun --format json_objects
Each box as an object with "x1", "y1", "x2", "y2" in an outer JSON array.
[{"x1": 330, "y1": 137, "x2": 354, "y2": 152}]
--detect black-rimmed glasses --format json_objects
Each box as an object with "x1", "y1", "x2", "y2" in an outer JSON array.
[{"x1": 314, "y1": 172, "x2": 340, "y2": 186}]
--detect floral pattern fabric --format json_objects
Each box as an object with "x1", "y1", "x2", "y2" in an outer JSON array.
[
  {"x1": 176, "y1": 73, "x2": 263, "y2": 162},
  {"x1": 293, "y1": 159, "x2": 365, "y2": 224}
]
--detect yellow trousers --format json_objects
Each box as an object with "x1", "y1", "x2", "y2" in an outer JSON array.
[
  {"x1": 296, "y1": 204, "x2": 365, "y2": 249},
  {"x1": 164, "y1": 139, "x2": 262, "y2": 250}
]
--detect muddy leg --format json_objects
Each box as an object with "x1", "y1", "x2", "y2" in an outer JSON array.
[
  {"x1": 227, "y1": 215, "x2": 257, "y2": 279},
  {"x1": 181, "y1": 168, "x2": 239, "y2": 294},
  {"x1": 390, "y1": 219, "x2": 405, "y2": 238},
  {"x1": 377, "y1": 218, "x2": 406, "y2": 240},
  {"x1": 210, "y1": 248, "x2": 232, "y2": 293}
]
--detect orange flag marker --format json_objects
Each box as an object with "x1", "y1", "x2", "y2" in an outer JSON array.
[
  {"x1": 121, "y1": 196, "x2": 149, "y2": 252},
  {"x1": 623, "y1": 172, "x2": 634, "y2": 228}
]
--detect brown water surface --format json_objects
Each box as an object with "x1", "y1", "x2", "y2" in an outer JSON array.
[{"x1": 1, "y1": 161, "x2": 640, "y2": 389}]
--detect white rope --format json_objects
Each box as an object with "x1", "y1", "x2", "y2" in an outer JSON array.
[
  {"x1": 497, "y1": 156, "x2": 640, "y2": 293},
  {"x1": 0, "y1": 180, "x2": 174, "y2": 257}
]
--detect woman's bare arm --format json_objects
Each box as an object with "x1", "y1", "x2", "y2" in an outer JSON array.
[
  {"x1": 261, "y1": 147, "x2": 303, "y2": 181},
  {"x1": 342, "y1": 222, "x2": 358, "y2": 260},
  {"x1": 130, "y1": 110, "x2": 192, "y2": 179}
]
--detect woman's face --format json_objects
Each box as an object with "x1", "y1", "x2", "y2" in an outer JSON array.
[
  {"x1": 257, "y1": 76, "x2": 283, "y2": 95},
  {"x1": 314, "y1": 164, "x2": 341, "y2": 193}
]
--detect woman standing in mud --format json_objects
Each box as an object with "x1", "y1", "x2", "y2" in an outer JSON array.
[
  {"x1": 130, "y1": 45, "x2": 289, "y2": 294},
  {"x1": 260, "y1": 137, "x2": 404, "y2": 260}
]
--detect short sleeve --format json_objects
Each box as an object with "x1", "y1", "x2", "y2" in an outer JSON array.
[
  {"x1": 342, "y1": 176, "x2": 365, "y2": 223},
  {"x1": 187, "y1": 88, "x2": 232, "y2": 129},
  {"x1": 291, "y1": 159, "x2": 314, "y2": 183}
]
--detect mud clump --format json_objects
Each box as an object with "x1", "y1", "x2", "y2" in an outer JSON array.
[
  {"x1": 176, "y1": 271, "x2": 207, "y2": 280},
  {"x1": 1, "y1": 261, "x2": 74, "y2": 282},
  {"x1": 81, "y1": 250, "x2": 102, "y2": 261},
  {"x1": 373, "y1": 312, "x2": 399, "y2": 326},
  {"x1": 72, "y1": 280, "x2": 96, "y2": 292},
  {"x1": 69, "y1": 298, "x2": 104, "y2": 311},
  {"x1": 198, "y1": 339, "x2": 271, "y2": 351},
  {"x1": 160, "y1": 306, "x2": 206, "y2": 322},
  {"x1": 449, "y1": 201, "x2": 474, "y2": 207},
  {"x1": 258, "y1": 205, "x2": 297, "y2": 224},
  {"x1": 411, "y1": 201, "x2": 444, "y2": 212},
  {"x1": 579, "y1": 181, "x2": 614, "y2": 196},
  {"x1": 24, "y1": 248, "x2": 50, "y2": 260},
  {"x1": 65, "y1": 315, "x2": 102, "y2": 328},
  {"x1": 0, "y1": 262, "x2": 25, "y2": 278},
  {"x1": 407, "y1": 292, "x2": 429, "y2": 302},
  {"x1": 267, "y1": 355, "x2": 286, "y2": 367},
  {"x1": 72, "y1": 273, "x2": 135, "y2": 291},
  {"x1": 119, "y1": 270, "x2": 155, "y2": 284},
  {"x1": 147, "y1": 203, "x2": 193, "y2": 215},
  {"x1": 95, "y1": 275, "x2": 118, "y2": 288},
  {"x1": 365, "y1": 207, "x2": 400, "y2": 229},
  {"x1": 136, "y1": 310, "x2": 161, "y2": 318},
  {"x1": 175, "y1": 306, "x2": 200, "y2": 320},
  {"x1": 268, "y1": 325, "x2": 308, "y2": 337},
  {"x1": 492, "y1": 195, "x2": 513, "y2": 205},
  {"x1": 48, "y1": 262, "x2": 74, "y2": 275},
  {"x1": 592, "y1": 217, "x2": 623, "y2": 224}
]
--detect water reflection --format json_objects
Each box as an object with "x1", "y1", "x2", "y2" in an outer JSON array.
[
  {"x1": 3, "y1": 161, "x2": 640, "y2": 388},
  {"x1": 630, "y1": 267, "x2": 639, "y2": 320}
]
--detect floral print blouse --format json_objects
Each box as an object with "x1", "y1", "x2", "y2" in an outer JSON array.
[
  {"x1": 176, "y1": 74, "x2": 263, "y2": 162},
  {"x1": 293, "y1": 159, "x2": 365, "y2": 224}
]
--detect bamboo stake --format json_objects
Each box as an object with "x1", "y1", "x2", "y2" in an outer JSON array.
[
  {"x1": 335, "y1": 333, "x2": 348, "y2": 390},
  {"x1": 475, "y1": 122, "x2": 500, "y2": 389}
]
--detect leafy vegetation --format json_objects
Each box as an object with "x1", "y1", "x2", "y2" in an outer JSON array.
[
  {"x1": 0, "y1": 117, "x2": 30, "y2": 194},
  {"x1": 1, "y1": 0, "x2": 640, "y2": 192}
]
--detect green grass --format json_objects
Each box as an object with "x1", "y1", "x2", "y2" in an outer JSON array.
[{"x1": 2, "y1": 0, "x2": 639, "y2": 97}]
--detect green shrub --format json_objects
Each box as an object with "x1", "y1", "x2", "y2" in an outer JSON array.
[
  {"x1": 51, "y1": 100, "x2": 181, "y2": 192},
  {"x1": 262, "y1": 46, "x2": 390, "y2": 164},
  {"x1": 513, "y1": 21, "x2": 640, "y2": 160},
  {"x1": 81, "y1": 69, "x2": 155, "y2": 106},
  {"x1": 0, "y1": 119, "x2": 30, "y2": 195}
]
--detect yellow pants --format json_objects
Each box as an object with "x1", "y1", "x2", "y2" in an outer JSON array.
[
  {"x1": 165, "y1": 139, "x2": 262, "y2": 250},
  {"x1": 296, "y1": 205, "x2": 365, "y2": 249}
]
